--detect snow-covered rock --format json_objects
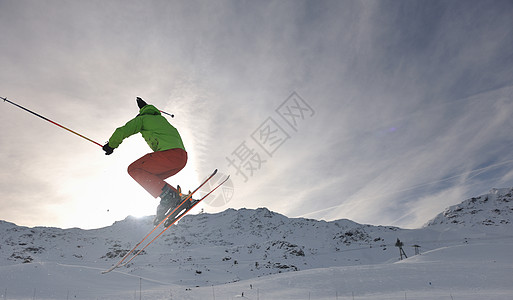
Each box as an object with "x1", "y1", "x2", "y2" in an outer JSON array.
[{"x1": 426, "y1": 188, "x2": 513, "y2": 229}]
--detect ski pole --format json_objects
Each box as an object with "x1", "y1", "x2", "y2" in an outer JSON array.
[
  {"x1": 2, "y1": 96, "x2": 103, "y2": 147},
  {"x1": 159, "y1": 110, "x2": 174, "y2": 118}
]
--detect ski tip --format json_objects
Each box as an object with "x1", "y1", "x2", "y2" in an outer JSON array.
[{"x1": 213, "y1": 169, "x2": 218, "y2": 175}]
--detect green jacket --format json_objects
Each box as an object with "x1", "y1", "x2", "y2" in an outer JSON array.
[{"x1": 108, "y1": 105, "x2": 185, "y2": 152}]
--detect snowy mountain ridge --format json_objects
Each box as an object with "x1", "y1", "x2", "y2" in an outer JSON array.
[
  {"x1": 425, "y1": 187, "x2": 513, "y2": 228},
  {"x1": 1, "y1": 187, "x2": 513, "y2": 299},
  {"x1": 1, "y1": 207, "x2": 405, "y2": 280}
]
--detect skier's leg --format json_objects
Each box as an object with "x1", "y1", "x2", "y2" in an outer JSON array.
[{"x1": 127, "y1": 148, "x2": 188, "y2": 198}]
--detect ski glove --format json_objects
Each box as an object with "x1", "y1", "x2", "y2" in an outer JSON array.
[{"x1": 103, "y1": 143, "x2": 114, "y2": 155}]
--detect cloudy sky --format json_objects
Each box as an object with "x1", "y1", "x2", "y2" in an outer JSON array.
[{"x1": 1, "y1": 0, "x2": 513, "y2": 230}]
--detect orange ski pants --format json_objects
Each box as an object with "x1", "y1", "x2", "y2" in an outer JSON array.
[{"x1": 127, "y1": 148, "x2": 188, "y2": 198}]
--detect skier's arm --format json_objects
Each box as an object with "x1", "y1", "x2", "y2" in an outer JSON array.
[{"x1": 107, "y1": 116, "x2": 143, "y2": 149}]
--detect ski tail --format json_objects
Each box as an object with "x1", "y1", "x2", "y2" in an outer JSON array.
[
  {"x1": 164, "y1": 174, "x2": 230, "y2": 227},
  {"x1": 101, "y1": 169, "x2": 218, "y2": 274},
  {"x1": 153, "y1": 169, "x2": 218, "y2": 228}
]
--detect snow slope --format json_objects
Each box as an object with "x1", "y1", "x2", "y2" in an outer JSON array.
[{"x1": 1, "y1": 188, "x2": 512, "y2": 299}]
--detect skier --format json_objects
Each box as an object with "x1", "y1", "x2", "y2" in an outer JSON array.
[{"x1": 103, "y1": 97, "x2": 188, "y2": 225}]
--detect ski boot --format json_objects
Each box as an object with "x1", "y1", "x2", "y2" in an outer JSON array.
[
  {"x1": 162, "y1": 186, "x2": 194, "y2": 228},
  {"x1": 153, "y1": 185, "x2": 181, "y2": 226}
]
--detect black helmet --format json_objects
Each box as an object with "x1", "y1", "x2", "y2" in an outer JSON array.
[{"x1": 136, "y1": 97, "x2": 148, "y2": 109}]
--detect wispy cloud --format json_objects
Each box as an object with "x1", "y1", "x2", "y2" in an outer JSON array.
[{"x1": 1, "y1": 0, "x2": 513, "y2": 229}]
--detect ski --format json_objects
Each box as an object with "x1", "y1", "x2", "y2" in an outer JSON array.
[
  {"x1": 102, "y1": 169, "x2": 228, "y2": 274},
  {"x1": 102, "y1": 169, "x2": 217, "y2": 274},
  {"x1": 119, "y1": 174, "x2": 230, "y2": 268}
]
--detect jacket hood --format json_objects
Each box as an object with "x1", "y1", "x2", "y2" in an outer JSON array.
[{"x1": 138, "y1": 105, "x2": 161, "y2": 116}]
